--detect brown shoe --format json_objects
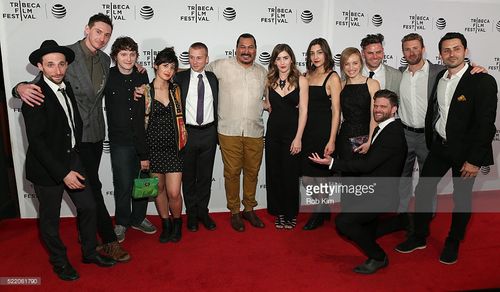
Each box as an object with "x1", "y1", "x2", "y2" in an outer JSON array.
[
  {"x1": 242, "y1": 210, "x2": 265, "y2": 228},
  {"x1": 99, "y1": 241, "x2": 131, "y2": 263},
  {"x1": 230, "y1": 213, "x2": 245, "y2": 232}
]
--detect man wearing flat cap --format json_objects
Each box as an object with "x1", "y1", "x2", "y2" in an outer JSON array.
[{"x1": 22, "y1": 40, "x2": 116, "y2": 281}]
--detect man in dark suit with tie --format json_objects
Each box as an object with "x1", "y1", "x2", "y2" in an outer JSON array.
[
  {"x1": 174, "y1": 42, "x2": 219, "y2": 232},
  {"x1": 22, "y1": 40, "x2": 116, "y2": 281},
  {"x1": 395, "y1": 32, "x2": 498, "y2": 265},
  {"x1": 310, "y1": 89, "x2": 407, "y2": 274}
]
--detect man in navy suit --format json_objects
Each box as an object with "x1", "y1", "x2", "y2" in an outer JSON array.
[
  {"x1": 175, "y1": 42, "x2": 219, "y2": 232},
  {"x1": 310, "y1": 89, "x2": 407, "y2": 274},
  {"x1": 395, "y1": 32, "x2": 498, "y2": 265},
  {"x1": 22, "y1": 40, "x2": 116, "y2": 281}
]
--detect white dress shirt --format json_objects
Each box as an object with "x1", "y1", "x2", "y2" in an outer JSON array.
[
  {"x1": 44, "y1": 75, "x2": 75, "y2": 147},
  {"x1": 185, "y1": 69, "x2": 214, "y2": 126},
  {"x1": 435, "y1": 63, "x2": 469, "y2": 140},
  {"x1": 363, "y1": 63, "x2": 385, "y2": 89},
  {"x1": 399, "y1": 61, "x2": 429, "y2": 128}
]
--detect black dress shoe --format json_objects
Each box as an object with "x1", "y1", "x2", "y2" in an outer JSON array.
[
  {"x1": 231, "y1": 213, "x2": 245, "y2": 232},
  {"x1": 242, "y1": 210, "x2": 265, "y2": 228},
  {"x1": 353, "y1": 257, "x2": 388, "y2": 274},
  {"x1": 199, "y1": 214, "x2": 216, "y2": 231},
  {"x1": 439, "y1": 237, "x2": 460, "y2": 265},
  {"x1": 302, "y1": 213, "x2": 324, "y2": 230},
  {"x1": 53, "y1": 264, "x2": 79, "y2": 281},
  {"x1": 395, "y1": 236, "x2": 427, "y2": 253},
  {"x1": 82, "y1": 254, "x2": 116, "y2": 267},
  {"x1": 187, "y1": 215, "x2": 199, "y2": 232}
]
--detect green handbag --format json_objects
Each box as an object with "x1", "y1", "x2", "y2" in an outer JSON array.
[{"x1": 132, "y1": 171, "x2": 159, "y2": 199}]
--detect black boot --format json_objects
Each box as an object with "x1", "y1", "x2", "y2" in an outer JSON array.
[
  {"x1": 168, "y1": 218, "x2": 182, "y2": 243},
  {"x1": 303, "y1": 213, "x2": 325, "y2": 230},
  {"x1": 159, "y1": 218, "x2": 172, "y2": 243}
]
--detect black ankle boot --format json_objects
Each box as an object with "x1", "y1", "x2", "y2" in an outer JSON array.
[
  {"x1": 159, "y1": 218, "x2": 172, "y2": 243},
  {"x1": 168, "y1": 218, "x2": 182, "y2": 243},
  {"x1": 303, "y1": 213, "x2": 325, "y2": 230}
]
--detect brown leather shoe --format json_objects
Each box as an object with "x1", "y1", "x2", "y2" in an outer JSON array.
[
  {"x1": 242, "y1": 210, "x2": 265, "y2": 228},
  {"x1": 99, "y1": 241, "x2": 131, "y2": 263},
  {"x1": 230, "y1": 213, "x2": 245, "y2": 232}
]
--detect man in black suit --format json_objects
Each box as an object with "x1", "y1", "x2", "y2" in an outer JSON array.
[
  {"x1": 310, "y1": 89, "x2": 407, "y2": 274},
  {"x1": 22, "y1": 40, "x2": 116, "y2": 281},
  {"x1": 395, "y1": 32, "x2": 498, "y2": 265},
  {"x1": 175, "y1": 42, "x2": 219, "y2": 232}
]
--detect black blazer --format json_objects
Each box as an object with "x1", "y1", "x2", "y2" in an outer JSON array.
[
  {"x1": 332, "y1": 119, "x2": 408, "y2": 212},
  {"x1": 22, "y1": 78, "x2": 83, "y2": 186},
  {"x1": 174, "y1": 69, "x2": 219, "y2": 126},
  {"x1": 425, "y1": 66, "x2": 497, "y2": 167}
]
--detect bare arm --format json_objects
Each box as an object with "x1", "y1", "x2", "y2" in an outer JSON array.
[
  {"x1": 356, "y1": 78, "x2": 379, "y2": 154},
  {"x1": 324, "y1": 72, "x2": 341, "y2": 156},
  {"x1": 290, "y1": 76, "x2": 308, "y2": 155}
]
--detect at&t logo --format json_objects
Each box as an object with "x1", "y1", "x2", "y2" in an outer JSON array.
[
  {"x1": 258, "y1": 52, "x2": 271, "y2": 66},
  {"x1": 372, "y1": 14, "x2": 383, "y2": 27},
  {"x1": 179, "y1": 52, "x2": 190, "y2": 68},
  {"x1": 300, "y1": 10, "x2": 313, "y2": 23},
  {"x1": 436, "y1": 18, "x2": 446, "y2": 30},
  {"x1": 139, "y1": 6, "x2": 154, "y2": 20},
  {"x1": 223, "y1": 7, "x2": 236, "y2": 21},
  {"x1": 51, "y1": 4, "x2": 66, "y2": 19}
]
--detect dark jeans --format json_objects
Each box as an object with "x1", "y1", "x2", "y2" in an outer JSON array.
[
  {"x1": 79, "y1": 141, "x2": 117, "y2": 244},
  {"x1": 110, "y1": 144, "x2": 148, "y2": 227},
  {"x1": 414, "y1": 139, "x2": 475, "y2": 241}
]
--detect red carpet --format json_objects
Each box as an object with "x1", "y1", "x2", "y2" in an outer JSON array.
[{"x1": 1, "y1": 196, "x2": 500, "y2": 291}]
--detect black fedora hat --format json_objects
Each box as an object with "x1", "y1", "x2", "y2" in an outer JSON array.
[{"x1": 29, "y1": 40, "x2": 75, "y2": 66}]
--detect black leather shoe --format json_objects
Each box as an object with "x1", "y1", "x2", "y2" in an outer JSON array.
[
  {"x1": 82, "y1": 254, "x2": 116, "y2": 267},
  {"x1": 53, "y1": 264, "x2": 79, "y2": 281},
  {"x1": 187, "y1": 214, "x2": 199, "y2": 232},
  {"x1": 353, "y1": 257, "x2": 388, "y2": 274},
  {"x1": 439, "y1": 237, "x2": 459, "y2": 265},
  {"x1": 242, "y1": 210, "x2": 265, "y2": 228},
  {"x1": 231, "y1": 213, "x2": 245, "y2": 232},
  {"x1": 395, "y1": 236, "x2": 427, "y2": 253},
  {"x1": 199, "y1": 214, "x2": 216, "y2": 231},
  {"x1": 302, "y1": 213, "x2": 324, "y2": 230}
]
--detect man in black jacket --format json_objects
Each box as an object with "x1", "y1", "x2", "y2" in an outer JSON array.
[
  {"x1": 310, "y1": 89, "x2": 407, "y2": 274},
  {"x1": 22, "y1": 40, "x2": 116, "y2": 281}
]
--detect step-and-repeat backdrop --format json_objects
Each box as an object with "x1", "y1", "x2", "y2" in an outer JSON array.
[{"x1": 1, "y1": 0, "x2": 499, "y2": 218}]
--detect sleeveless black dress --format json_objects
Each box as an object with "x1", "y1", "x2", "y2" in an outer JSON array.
[
  {"x1": 265, "y1": 87, "x2": 300, "y2": 219},
  {"x1": 336, "y1": 78, "x2": 371, "y2": 162},
  {"x1": 301, "y1": 71, "x2": 335, "y2": 177}
]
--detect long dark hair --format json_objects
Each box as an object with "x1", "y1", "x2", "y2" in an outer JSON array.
[
  {"x1": 305, "y1": 38, "x2": 334, "y2": 73},
  {"x1": 267, "y1": 44, "x2": 300, "y2": 90}
]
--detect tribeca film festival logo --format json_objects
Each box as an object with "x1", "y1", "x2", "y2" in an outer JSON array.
[
  {"x1": 180, "y1": 4, "x2": 215, "y2": 23},
  {"x1": 335, "y1": 10, "x2": 365, "y2": 27},
  {"x1": 402, "y1": 14, "x2": 431, "y2": 31},
  {"x1": 464, "y1": 17, "x2": 491, "y2": 33},
  {"x1": 261, "y1": 6, "x2": 294, "y2": 24},
  {"x1": 304, "y1": 182, "x2": 376, "y2": 205},
  {"x1": 138, "y1": 49, "x2": 160, "y2": 68},
  {"x1": 487, "y1": 56, "x2": 500, "y2": 72},
  {"x1": 101, "y1": 3, "x2": 132, "y2": 21},
  {"x1": 2, "y1": 1, "x2": 42, "y2": 20}
]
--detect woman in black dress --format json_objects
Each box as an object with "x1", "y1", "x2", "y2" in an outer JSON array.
[
  {"x1": 264, "y1": 44, "x2": 308, "y2": 229},
  {"x1": 301, "y1": 38, "x2": 342, "y2": 230},
  {"x1": 137, "y1": 47, "x2": 186, "y2": 243}
]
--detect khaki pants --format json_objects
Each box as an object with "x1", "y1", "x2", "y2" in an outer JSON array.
[{"x1": 218, "y1": 134, "x2": 264, "y2": 214}]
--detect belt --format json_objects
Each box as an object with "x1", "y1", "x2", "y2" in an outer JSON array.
[
  {"x1": 436, "y1": 135, "x2": 448, "y2": 146},
  {"x1": 402, "y1": 124, "x2": 425, "y2": 133},
  {"x1": 186, "y1": 122, "x2": 215, "y2": 130}
]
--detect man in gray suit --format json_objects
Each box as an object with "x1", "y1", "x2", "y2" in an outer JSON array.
[
  {"x1": 13, "y1": 13, "x2": 130, "y2": 262},
  {"x1": 360, "y1": 33, "x2": 402, "y2": 94}
]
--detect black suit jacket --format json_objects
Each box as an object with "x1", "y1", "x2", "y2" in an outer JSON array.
[
  {"x1": 174, "y1": 69, "x2": 219, "y2": 126},
  {"x1": 425, "y1": 66, "x2": 497, "y2": 166},
  {"x1": 332, "y1": 119, "x2": 408, "y2": 212},
  {"x1": 22, "y1": 78, "x2": 83, "y2": 186}
]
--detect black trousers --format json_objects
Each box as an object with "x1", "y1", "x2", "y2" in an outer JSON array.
[
  {"x1": 414, "y1": 139, "x2": 475, "y2": 241},
  {"x1": 35, "y1": 151, "x2": 98, "y2": 267},
  {"x1": 79, "y1": 141, "x2": 117, "y2": 244},
  {"x1": 335, "y1": 212, "x2": 386, "y2": 261},
  {"x1": 265, "y1": 134, "x2": 300, "y2": 219},
  {"x1": 182, "y1": 125, "x2": 217, "y2": 217}
]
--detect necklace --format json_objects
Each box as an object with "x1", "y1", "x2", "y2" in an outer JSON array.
[{"x1": 278, "y1": 79, "x2": 286, "y2": 90}]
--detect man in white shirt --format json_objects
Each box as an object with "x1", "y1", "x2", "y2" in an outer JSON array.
[{"x1": 206, "y1": 33, "x2": 267, "y2": 232}]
